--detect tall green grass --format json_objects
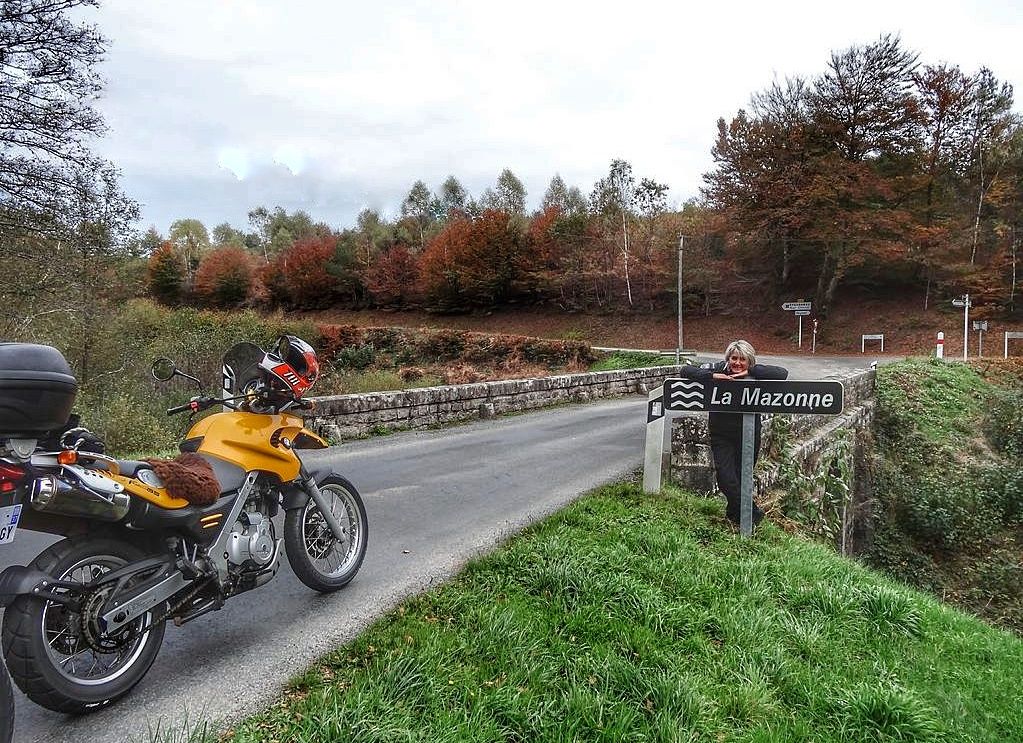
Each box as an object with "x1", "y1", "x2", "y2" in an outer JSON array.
[
  {"x1": 201, "y1": 484, "x2": 1022, "y2": 743},
  {"x1": 589, "y1": 351, "x2": 671, "y2": 371}
]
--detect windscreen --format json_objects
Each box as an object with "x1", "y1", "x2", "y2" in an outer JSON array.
[{"x1": 221, "y1": 342, "x2": 264, "y2": 396}]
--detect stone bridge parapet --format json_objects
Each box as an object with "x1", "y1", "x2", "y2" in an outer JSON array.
[{"x1": 305, "y1": 365, "x2": 688, "y2": 441}]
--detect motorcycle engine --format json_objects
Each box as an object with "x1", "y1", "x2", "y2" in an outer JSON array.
[{"x1": 226, "y1": 509, "x2": 276, "y2": 568}]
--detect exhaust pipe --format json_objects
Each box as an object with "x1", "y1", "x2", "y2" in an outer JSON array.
[{"x1": 30, "y1": 475, "x2": 130, "y2": 522}]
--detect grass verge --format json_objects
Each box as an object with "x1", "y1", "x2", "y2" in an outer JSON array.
[{"x1": 204, "y1": 483, "x2": 1020, "y2": 743}]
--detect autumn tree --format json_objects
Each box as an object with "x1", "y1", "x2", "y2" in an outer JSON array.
[
  {"x1": 704, "y1": 36, "x2": 924, "y2": 316},
  {"x1": 281, "y1": 235, "x2": 339, "y2": 308},
  {"x1": 418, "y1": 210, "x2": 524, "y2": 309},
  {"x1": 364, "y1": 245, "x2": 420, "y2": 307},
  {"x1": 632, "y1": 177, "x2": 673, "y2": 308},
  {"x1": 964, "y1": 68, "x2": 1017, "y2": 265},
  {"x1": 193, "y1": 246, "x2": 255, "y2": 307},
  {"x1": 911, "y1": 63, "x2": 976, "y2": 306},
  {"x1": 147, "y1": 242, "x2": 184, "y2": 305}
]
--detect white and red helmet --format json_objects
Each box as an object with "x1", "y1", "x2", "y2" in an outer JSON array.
[{"x1": 258, "y1": 335, "x2": 319, "y2": 397}]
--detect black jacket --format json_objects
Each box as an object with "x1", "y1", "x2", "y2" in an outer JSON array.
[{"x1": 681, "y1": 361, "x2": 789, "y2": 439}]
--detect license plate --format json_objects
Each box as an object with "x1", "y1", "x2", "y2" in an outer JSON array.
[{"x1": 0, "y1": 504, "x2": 22, "y2": 544}]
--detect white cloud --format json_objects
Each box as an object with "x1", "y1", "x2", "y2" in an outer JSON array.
[{"x1": 216, "y1": 147, "x2": 251, "y2": 180}]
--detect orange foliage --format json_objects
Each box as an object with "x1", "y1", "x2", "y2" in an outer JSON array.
[
  {"x1": 364, "y1": 245, "x2": 420, "y2": 307},
  {"x1": 418, "y1": 209, "x2": 523, "y2": 308},
  {"x1": 281, "y1": 235, "x2": 338, "y2": 308},
  {"x1": 193, "y1": 246, "x2": 255, "y2": 307}
]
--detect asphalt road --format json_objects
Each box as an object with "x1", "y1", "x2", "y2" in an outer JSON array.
[{"x1": 2, "y1": 353, "x2": 873, "y2": 743}]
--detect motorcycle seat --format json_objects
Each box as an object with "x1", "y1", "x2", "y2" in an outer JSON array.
[{"x1": 114, "y1": 460, "x2": 150, "y2": 478}]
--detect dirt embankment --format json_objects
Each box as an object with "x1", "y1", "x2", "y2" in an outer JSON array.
[{"x1": 309, "y1": 293, "x2": 1022, "y2": 359}]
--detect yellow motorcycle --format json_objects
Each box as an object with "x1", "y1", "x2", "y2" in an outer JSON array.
[{"x1": 0, "y1": 337, "x2": 368, "y2": 714}]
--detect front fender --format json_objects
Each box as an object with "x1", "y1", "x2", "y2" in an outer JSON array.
[{"x1": 280, "y1": 463, "x2": 339, "y2": 510}]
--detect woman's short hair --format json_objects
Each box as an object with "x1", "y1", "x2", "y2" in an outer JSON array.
[{"x1": 724, "y1": 339, "x2": 756, "y2": 368}]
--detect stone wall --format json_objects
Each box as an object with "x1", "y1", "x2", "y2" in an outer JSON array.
[{"x1": 305, "y1": 366, "x2": 687, "y2": 441}]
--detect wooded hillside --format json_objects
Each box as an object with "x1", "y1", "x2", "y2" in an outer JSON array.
[{"x1": 3, "y1": 10, "x2": 1020, "y2": 343}]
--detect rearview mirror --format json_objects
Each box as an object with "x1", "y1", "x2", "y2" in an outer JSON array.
[{"x1": 151, "y1": 358, "x2": 177, "y2": 381}]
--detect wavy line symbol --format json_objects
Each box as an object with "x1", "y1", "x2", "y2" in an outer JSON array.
[{"x1": 667, "y1": 380, "x2": 705, "y2": 409}]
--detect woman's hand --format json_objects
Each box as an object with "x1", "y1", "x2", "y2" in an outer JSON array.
[{"x1": 712, "y1": 370, "x2": 748, "y2": 380}]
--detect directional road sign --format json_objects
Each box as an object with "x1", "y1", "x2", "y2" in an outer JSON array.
[
  {"x1": 782, "y1": 301, "x2": 812, "y2": 311},
  {"x1": 664, "y1": 378, "x2": 844, "y2": 415},
  {"x1": 795, "y1": 310, "x2": 811, "y2": 316}
]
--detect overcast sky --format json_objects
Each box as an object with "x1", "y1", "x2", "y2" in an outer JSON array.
[{"x1": 90, "y1": 0, "x2": 1022, "y2": 236}]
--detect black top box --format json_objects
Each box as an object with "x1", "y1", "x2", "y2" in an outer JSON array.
[{"x1": 0, "y1": 343, "x2": 78, "y2": 437}]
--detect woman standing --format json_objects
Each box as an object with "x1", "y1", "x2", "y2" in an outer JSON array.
[{"x1": 683, "y1": 340, "x2": 787, "y2": 528}]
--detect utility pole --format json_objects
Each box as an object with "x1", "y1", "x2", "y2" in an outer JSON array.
[
  {"x1": 676, "y1": 234, "x2": 685, "y2": 364},
  {"x1": 953, "y1": 294, "x2": 971, "y2": 360}
]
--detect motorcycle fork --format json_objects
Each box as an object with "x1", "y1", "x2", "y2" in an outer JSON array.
[{"x1": 298, "y1": 466, "x2": 347, "y2": 542}]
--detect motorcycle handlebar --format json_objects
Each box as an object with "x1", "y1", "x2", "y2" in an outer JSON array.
[
  {"x1": 166, "y1": 393, "x2": 309, "y2": 416},
  {"x1": 167, "y1": 397, "x2": 208, "y2": 416}
]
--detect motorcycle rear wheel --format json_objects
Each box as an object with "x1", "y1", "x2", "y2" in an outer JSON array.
[
  {"x1": 0, "y1": 656, "x2": 13, "y2": 743},
  {"x1": 284, "y1": 475, "x2": 368, "y2": 592},
  {"x1": 1, "y1": 535, "x2": 167, "y2": 714}
]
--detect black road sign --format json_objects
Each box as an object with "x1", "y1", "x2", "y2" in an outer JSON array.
[{"x1": 664, "y1": 378, "x2": 844, "y2": 415}]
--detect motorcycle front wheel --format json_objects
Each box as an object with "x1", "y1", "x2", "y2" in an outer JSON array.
[
  {"x1": 284, "y1": 475, "x2": 368, "y2": 592},
  {"x1": 1, "y1": 536, "x2": 166, "y2": 714},
  {"x1": 0, "y1": 656, "x2": 12, "y2": 743}
]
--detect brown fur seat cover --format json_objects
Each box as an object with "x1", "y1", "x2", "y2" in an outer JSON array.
[{"x1": 143, "y1": 452, "x2": 221, "y2": 506}]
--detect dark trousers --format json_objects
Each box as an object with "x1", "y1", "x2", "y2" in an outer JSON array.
[{"x1": 710, "y1": 433, "x2": 762, "y2": 521}]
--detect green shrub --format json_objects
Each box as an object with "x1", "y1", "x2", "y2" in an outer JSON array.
[
  {"x1": 590, "y1": 351, "x2": 667, "y2": 371},
  {"x1": 334, "y1": 343, "x2": 376, "y2": 371}
]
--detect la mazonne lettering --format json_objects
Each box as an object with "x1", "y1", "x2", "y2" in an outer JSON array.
[{"x1": 709, "y1": 386, "x2": 835, "y2": 411}]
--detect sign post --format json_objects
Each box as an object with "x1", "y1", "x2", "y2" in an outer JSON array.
[
  {"x1": 652, "y1": 376, "x2": 845, "y2": 537},
  {"x1": 973, "y1": 320, "x2": 988, "y2": 357},
  {"x1": 781, "y1": 301, "x2": 812, "y2": 350},
  {"x1": 1006, "y1": 331, "x2": 1023, "y2": 358},
  {"x1": 936, "y1": 331, "x2": 944, "y2": 359}
]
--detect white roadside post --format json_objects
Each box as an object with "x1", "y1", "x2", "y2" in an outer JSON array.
[
  {"x1": 936, "y1": 331, "x2": 944, "y2": 359},
  {"x1": 812, "y1": 318, "x2": 818, "y2": 354},
  {"x1": 642, "y1": 387, "x2": 671, "y2": 493}
]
